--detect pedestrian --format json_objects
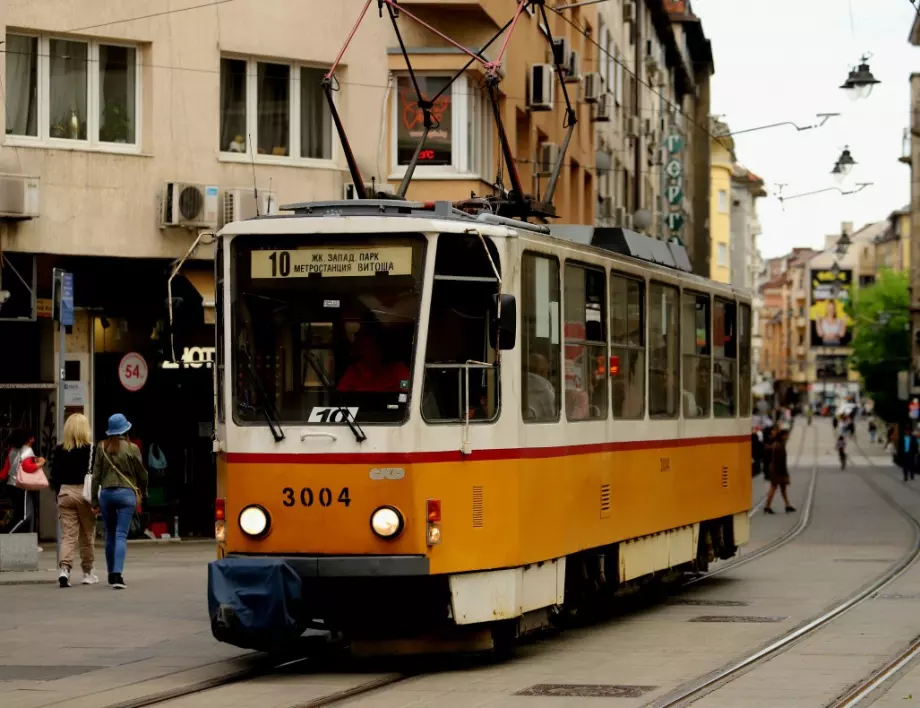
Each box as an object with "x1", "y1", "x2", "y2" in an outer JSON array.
[
  {"x1": 832, "y1": 415, "x2": 839, "y2": 432},
  {"x1": 899, "y1": 427, "x2": 917, "y2": 482},
  {"x1": 752, "y1": 428, "x2": 764, "y2": 477},
  {"x1": 2, "y1": 429, "x2": 46, "y2": 540},
  {"x1": 92, "y1": 414, "x2": 148, "y2": 590},
  {"x1": 807, "y1": 406, "x2": 813, "y2": 426},
  {"x1": 764, "y1": 429, "x2": 796, "y2": 514},
  {"x1": 868, "y1": 419, "x2": 878, "y2": 445},
  {"x1": 51, "y1": 414, "x2": 99, "y2": 588},
  {"x1": 837, "y1": 434, "x2": 848, "y2": 471},
  {"x1": 911, "y1": 429, "x2": 920, "y2": 483}
]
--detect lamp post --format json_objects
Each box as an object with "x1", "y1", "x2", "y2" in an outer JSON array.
[
  {"x1": 831, "y1": 147, "x2": 857, "y2": 183},
  {"x1": 840, "y1": 56, "x2": 881, "y2": 101}
]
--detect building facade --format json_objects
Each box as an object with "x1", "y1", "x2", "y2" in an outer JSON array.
[
  {"x1": 730, "y1": 164, "x2": 765, "y2": 291},
  {"x1": 908, "y1": 18, "x2": 920, "y2": 392},
  {"x1": 708, "y1": 121, "x2": 732, "y2": 284}
]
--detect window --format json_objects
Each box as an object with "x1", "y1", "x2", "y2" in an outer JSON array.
[
  {"x1": 393, "y1": 74, "x2": 492, "y2": 176},
  {"x1": 522, "y1": 254, "x2": 561, "y2": 423},
  {"x1": 219, "y1": 57, "x2": 333, "y2": 162},
  {"x1": 422, "y1": 235, "x2": 500, "y2": 423},
  {"x1": 681, "y1": 292, "x2": 710, "y2": 418},
  {"x1": 718, "y1": 190, "x2": 728, "y2": 213},
  {"x1": 610, "y1": 273, "x2": 645, "y2": 419},
  {"x1": 564, "y1": 265, "x2": 607, "y2": 421},
  {"x1": 739, "y1": 303, "x2": 752, "y2": 417},
  {"x1": 215, "y1": 240, "x2": 225, "y2": 424},
  {"x1": 5, "y1": 33, "x2": 139, "y2": 148},
  {"x1": 649, "y1": 282, "x2": 679, "y2": 417},
  {"x1": 714, "y1": 299, "x2": 737, "y2": 417},
  {"x1": 717, "y1": 243, "x2": 728, "y2": 267}
]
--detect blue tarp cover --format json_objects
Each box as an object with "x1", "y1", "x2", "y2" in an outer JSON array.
[{"x1": 208, "y1": 558, "x2": 303, "y2": 648}]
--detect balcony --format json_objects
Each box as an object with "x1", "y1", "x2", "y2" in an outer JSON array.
[{"x1": 901, "y1": 128, "x2": 912, "y2": 166}]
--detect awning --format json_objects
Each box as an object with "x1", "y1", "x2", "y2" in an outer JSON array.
[{"x1": 182, "y1": 270, "x2": 216, "y2": 325}]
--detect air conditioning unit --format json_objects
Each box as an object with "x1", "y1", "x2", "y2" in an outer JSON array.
[
  {"x1": 593, "y1": 93, "x2": 612, "y2": 122},
  {"x1": 528, "y1": 64, "x2": 555, "y2": 111},
  {"x1": 343, "y1": 182, "x2": 395, "y2": 200},
  {"x1": 598, "y1": 195, "x2": 615, "y2": 219},
  {"x1": 161, "y1": 182, "x2": 218, "y2": 229},
  {"x1": 221, "y1": 188, "x2": 277, "y2": 227},
  {"x1": 613, "y1": 205, "x2": 627, "y2": 226},
  {"x1": 627, "y1": 115, "x2": 641, "y2": 138},
  {"x1": 551, "y1": 37, "x2": 571, "y2": 67},
  {"x1": 538, "y1": 143, "x2": 560, "y2": 176},
  {"x1": 0, "y1": 174, "x2": 40, "y2": 220},
  {"x1": 565, "y1": 51, "x2": 581, "y2": 84},
  {"x1": 623, "y1": 1, "x2": 637, "y2": 24},
  {"x1": 583, "y1": 72, "x2": 602, "y2": 104}
]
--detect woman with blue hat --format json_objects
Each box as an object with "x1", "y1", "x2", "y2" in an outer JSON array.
[{"x1": 91, "y1": 413, "x2": 148, "y2": 589}]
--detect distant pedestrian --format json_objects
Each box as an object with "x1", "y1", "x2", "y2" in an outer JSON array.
[
  {"x1": 832, "y1": 415, "x2": 839, "y2": 432},
  {"x1": 898, "y1": 428, "x2": 918, "y2": 482},
  {"x1": 868, "y1": 419, "x2": 878, "y2": 445},
  {"x1": 2, "y1": 429, "x2": 46, "y2": 539},
  {"x1": 92, "y1": 414, "x2": 148, "y2": 590},
  {"x1": 807, "y1": 407, "x2": 813, "y2": 426},
  {"x1": 764, "y1": 429, "x2": 795, "y2": 514},
  {"x1": 836, "y1": 434, "x2": 848, "y2": 471},
  {"x1": 52, "y1": 414, "x2": 98, "y2": 588}
]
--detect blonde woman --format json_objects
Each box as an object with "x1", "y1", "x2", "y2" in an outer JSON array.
[{"x1": 51, "y1": 414, "x2": 98, "y2": 587}]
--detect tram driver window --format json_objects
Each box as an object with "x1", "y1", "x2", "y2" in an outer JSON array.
[
  {"x1": 521, "y1": 253, "x2": 561, "y2": 423},
  {"x1": 739, "y1": 303, "x2": 752, "y2": 417},
  {"x1": 681, "y1": 292, "x2": 710, "y2": 418},
  {"x1": 610, "y1": 273, "x2": 644, "y2": 419},
  {"x1": 421, "y1": 234, "x2": 501, "y2": 423},
  {"x1": 649, "y1": 283, "x2": 679, "y2": 418},
  {"x1": 564, "y1": 264, "x2": 607, "y2": 421},
  {"x1": 714, "y1": 299, "x2": 737, "y2": 418}
]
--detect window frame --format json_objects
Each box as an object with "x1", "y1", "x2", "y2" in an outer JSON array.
[
  {"x1": 680, "y1": 289, "x2": 711, "y2": 419},
  {"x1": 648, "y1": 279, "x2": 680, "y2": 420},
  {"x1": 713, "y1": 297, "x2": 738, "y2": 419},
  {"x1": 609, "y1": 270, "x2": 646, "y2": 420},
  {"x1": 218, "y1": 55, "x2": 338, "y2": 169},
  {"x1": 521, "y1": 250, "x2": 562, "y2": 425},
  {"x1": 717, "y1": 242, "x2": 728, "y2": 267},
  {"x1": 739, "y1": 302, "x2": 752, "y2": 417},
  {"x1": 5, "y1": 32, "x2": 142, "y2": 154},
  {"x1": 718, "y1": 189, "x2": 728, "y2": 213},
  {"x1": 389, "y1": 73, "x2": 493, "y2": 180},
  {"x1": 563, "y1": 261, "x2": 608, "y2": 423}
]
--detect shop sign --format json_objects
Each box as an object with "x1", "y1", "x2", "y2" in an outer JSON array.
[
  {"x1": 251, "y1": 247, "x2": 413, "y2": 279},
  {"x1": 161, "y1": 346, "x2": 216, "y2": 370},
  {"x1": 36, "y1": 298, "x2": 52, "y2": 318},
  {"x1": 63, "y1": 381, "x2": 87, "y2": 407},
  {"x1": 119, "y1": 352, "x2": 149, "y2": 392}
]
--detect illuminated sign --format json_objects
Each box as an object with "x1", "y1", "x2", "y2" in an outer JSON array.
[
  {"x1": 251, "y1": 247, "x2": 413, "y2": 279},
  {"x1": 161, "y1": 346, "x2": 215, "y2": 369}
]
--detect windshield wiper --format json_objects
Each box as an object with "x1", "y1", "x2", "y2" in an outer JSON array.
[
  {"x1": 238, "y1": 346, "x2": 285, "y2": 442},
  {"x1": 304, "y1": 352, "x2": 367, "y2": 443}
]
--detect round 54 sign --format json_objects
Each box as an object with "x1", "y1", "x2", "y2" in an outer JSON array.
[{"x1": 119, "y1": 352, "x2": 149, "y2": 392}]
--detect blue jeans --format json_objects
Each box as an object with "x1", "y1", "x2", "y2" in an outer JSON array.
[{"x1": 99, "y1": 488, "x2": 136, "y2": 574}]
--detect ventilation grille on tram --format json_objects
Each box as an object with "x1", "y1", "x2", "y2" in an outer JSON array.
[
  {"x1": 721, "y1": 466, "x2": 729, "y2": 488},
  {"x1": 472, "y1": 486, "x2": 484, "y2": 528},
  {"x1": 600, "y1": 484, "x2": 611, "y2": 516}
]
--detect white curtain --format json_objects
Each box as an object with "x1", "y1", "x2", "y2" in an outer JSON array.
[
  {"x1": 5, "y1": 35, "x2": 37, "y2": 136},
  {"x1": 49, "y1": 39, "x2": 88, "y2": 140}
]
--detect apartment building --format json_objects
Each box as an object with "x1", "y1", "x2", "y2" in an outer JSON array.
[
  {"x1": 709, "y1": 120, "x2": 732, "y2": 284},
  {"x1": 594, "y1": 0, "x2": 714, "y2": 277},
  {"x1": 908, "y1": 19, "x2": 920, "y2": 392},
  {"x1": 872, "y1": 205, "x2": 910, "y2": 272},
  {"x1": 731, "y1": 164, "x2": 766, "y2": 291}
]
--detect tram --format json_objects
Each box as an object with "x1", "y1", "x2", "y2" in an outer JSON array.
[{"x1": 207, "y1": 199, "x2": 753, "y2": 651}]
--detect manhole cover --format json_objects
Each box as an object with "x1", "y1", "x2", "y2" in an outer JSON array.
[
  {"x1": 0, "y1": 665, "x2": 102, "y2": 681},
  {"x1": 669, "y1": 599, "x2": 750, "y2": 607},
  {"x1": 516, "y1": 684, "x2": 657, "y2": 698},
  {"x1": 689, "y1": 615, "x2": 787, "y2": 623}
]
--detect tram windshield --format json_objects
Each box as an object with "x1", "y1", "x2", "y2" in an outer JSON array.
[{"x1": 231, "y1": 233, "x2": 426, "y2": 425}]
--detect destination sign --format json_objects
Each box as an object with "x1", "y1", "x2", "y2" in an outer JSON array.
[{"x1": 251, "y1": 247, "x2": 413, "y2": 279}]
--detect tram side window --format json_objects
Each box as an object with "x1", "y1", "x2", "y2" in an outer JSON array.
[
  {"x1": 522, "y1": 253, "x2": 561, "y2": 423},
  {"x1": 564, "y1": 264, "x2": 607, "y2": 421},
  {"x1": 681, "y1": 292, "x2": 710, "y2": 418},
  {"x1": 714, "y1": 299, "x2": 737, "y2": 417},
  {"x1": 422, "y1": 235, "x2": 501, "y2": 423},
  {"x1": 739, "y1": 303, "x2": 752, "y2": 417},
  {"x1": 215, "y1": 239, "x2": 225, "y2": 423},
  {"x1": 649, "y1": 283, "x2": 679, "y2": 418},
  {"x1": 610, "y1": 274, "x2": 645, "y2": 419}
]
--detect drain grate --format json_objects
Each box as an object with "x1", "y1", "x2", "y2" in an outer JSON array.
[
  {"x1": 0, "y1": 665, "x2": 102, "y2": 681},
  {"x1": 517, "y1": 684, "x2": 657, "y2": 698},
  {"x1": 669, "y1": 599, "x2": 750, "y2": 607},
  {"x1": 690, "y1": 615, "x2": 787, "y2": 623}
]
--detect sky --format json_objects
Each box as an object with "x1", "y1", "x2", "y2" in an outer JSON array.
[{"x1": 691, "y1": 0, "x2": 917, "y2": 258}]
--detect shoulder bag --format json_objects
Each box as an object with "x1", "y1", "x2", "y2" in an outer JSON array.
[
  {"x1": 81, "y1": 445, "x2": 95, "y2": 503},
  {"x1": 16, "y1": 451, "x2": 49, "y2": 492},
  {"x1": 101, "y1": 449, "x2": 143, "y2": 512}
]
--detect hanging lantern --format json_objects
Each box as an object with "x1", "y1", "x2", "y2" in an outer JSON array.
[{"x1": 840, "y1": 57, "x2": 880, "y2": 101}]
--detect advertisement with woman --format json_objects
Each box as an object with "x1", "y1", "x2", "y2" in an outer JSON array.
[{"x1": 810, "y1": 268, "x2": 852, "y2": 348}]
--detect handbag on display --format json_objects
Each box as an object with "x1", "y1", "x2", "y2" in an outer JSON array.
[{"x1": 81, "y1": 444, "x2": 95, "y2": 503}]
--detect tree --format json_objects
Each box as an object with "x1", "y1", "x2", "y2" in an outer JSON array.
[{"x1": 848, "y1": 269, "x2": 910, "y2": 422}]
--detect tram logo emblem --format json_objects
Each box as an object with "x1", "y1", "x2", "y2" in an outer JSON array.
[{"x1": 370, "y1": 468, "x2": 406, "y2": 480}]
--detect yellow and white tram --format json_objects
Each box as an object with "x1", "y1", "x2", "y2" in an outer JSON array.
[{"x1": 207, "y1": 199, "x2": 752, "y2": 651}]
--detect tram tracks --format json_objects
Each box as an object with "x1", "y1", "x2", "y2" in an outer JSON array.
[{"x1": 646, "y1": 431, "x2": 920, "y2": 708}]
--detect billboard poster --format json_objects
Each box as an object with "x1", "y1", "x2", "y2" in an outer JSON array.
[{"x1": 810, "y1": 268, "x2": 852, "y2": 348}]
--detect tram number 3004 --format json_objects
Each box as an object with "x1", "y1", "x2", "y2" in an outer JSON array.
[{"x1": 282, "y1": 487, "x2": 351, "y2": 508}]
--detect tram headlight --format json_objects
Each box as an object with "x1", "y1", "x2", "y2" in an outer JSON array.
[
  {"x1": 239, "y1": 505, "x2": 270, "y2": 538},
  {"x1": 370, "y1": 506, "x2": 404, "y2": 539}
]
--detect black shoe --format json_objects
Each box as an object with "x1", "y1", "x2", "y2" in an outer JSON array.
[
  {"x1": 785, "y1": 506, "x2": 796, "y2": 513},
  {"x1": 764, "y1": 508, "x2": 775, "y2": 514},
  {"x1": 110, "y1": 573, "x2": 126, "y2": 589}
]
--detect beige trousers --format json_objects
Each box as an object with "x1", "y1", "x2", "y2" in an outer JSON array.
[{"x1": 57, "y1": 485, "x2": 96, "y2": 572}]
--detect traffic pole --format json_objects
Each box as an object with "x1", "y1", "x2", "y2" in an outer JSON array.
[{"x1": 53, "y1": 269, "x2": 64, "y2": 564}]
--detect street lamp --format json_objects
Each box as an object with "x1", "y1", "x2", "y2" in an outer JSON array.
[
  {"x1": 776, "y1": 182, "x2": 873, "y2": 207},
  {"x1": 831, "y1": 147, "x2": 856, "y2": 182},
  {"x1": 835, "y1": 232, "x2": 852, "y2": 258},
  {"x1": 840, "y1": 56, "x2": 881, "y2": 101}
]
